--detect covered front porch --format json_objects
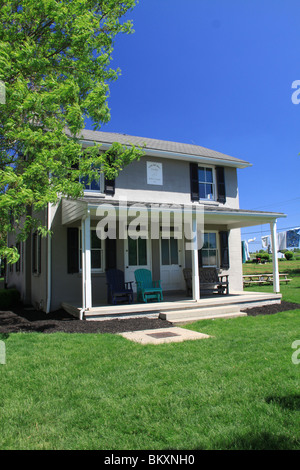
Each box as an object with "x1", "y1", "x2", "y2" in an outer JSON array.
[
  {"x1": 61, "y1": 198, "x2": 285, "y2": 320},
  {"x1": 62, "y1": 290, "x2": 282, "y2": 322}
]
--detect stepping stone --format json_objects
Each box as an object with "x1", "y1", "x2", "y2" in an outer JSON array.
[{"x1": 118, "y1": 327, "x2": 210, "y2": 344}]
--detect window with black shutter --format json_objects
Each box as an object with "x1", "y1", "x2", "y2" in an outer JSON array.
[{"x1": 199, "y1": 232, "x2": 218, "y2": 267}]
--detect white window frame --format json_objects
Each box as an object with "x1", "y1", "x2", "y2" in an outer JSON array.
[
  {"x1": 198, "y1": 165, "x2": 216, "y2": 201},
  {"x1": 160, "y1": 227, "x2": 180, "y2": 266},
  {"x1": 201, "y1": 231, "x2": 219, "y2": 268},
  {"x1": 80, "y1": 171, "x2": 104, "y2": 194},
  {"x1": 79, "y1": 228, "x2": 105, "y2": 273}
]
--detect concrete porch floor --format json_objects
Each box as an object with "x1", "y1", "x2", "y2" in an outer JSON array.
[{"x1": 62, "y1": 290, "x2": 282, "y2": 323}]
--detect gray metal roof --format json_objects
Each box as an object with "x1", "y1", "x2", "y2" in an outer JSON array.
[
  {"x1": 81, "y1": 196, "x2": 285, "y2": 217},
  {"x1": 77, "y1": 129, "x2": 251, "y2": 167}
]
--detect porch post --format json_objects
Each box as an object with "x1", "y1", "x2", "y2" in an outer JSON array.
[
  {"x1": 191, "y1": 214, "x2": 200, "y2": 301},
  {"x1": 270, "y1": 220, "x2": 280, "y2": 293},
  {"x1": 81, "y1": 218, "x2": 86, "y2": 313},
  {"x1": 84, "y1": 210, "x2": 92, "y2": 309}
]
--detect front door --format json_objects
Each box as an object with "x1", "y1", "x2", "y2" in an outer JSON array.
[
  {"x1": 160, "y1": 235, "x2": 184, "y2": 291},
  {"x1": 125, "y1": 237, "x2": 151, "y2": 292}
]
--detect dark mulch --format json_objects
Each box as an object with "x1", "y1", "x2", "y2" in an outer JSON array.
[
  {"x1": 0, "y1": 306, "x2": 173, "y2": 334},
  {"x1": 241, "y1": 301, "x2": 300, "y2": 317},
  {"x1": 0, "y1": 301, "x2": 299, "y2": 335}
]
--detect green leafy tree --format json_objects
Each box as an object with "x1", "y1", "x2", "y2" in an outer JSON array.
[{"x1": 0, "y1": 0, "x2": 143, "y2": 262}]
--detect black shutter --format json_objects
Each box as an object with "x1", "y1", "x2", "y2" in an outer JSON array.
[
  {"x1": 37, "y1": 235, "x2": 41, "y2": 274},
  {"x1": 105, "y1": 238, "x2": 117, "y2": 271},
  {"x1": 220, "y1": 231, "x2": 229, "y2": 269},
  {"x1": 198, "y1": 249, "x2": 203, "y2": 269},
  {"x1": 32, "y1": 233, "x2": 41, "y2": 274},
  {"x1": 104, "y1": 177, "x2": 115, "y2": 196},
  {"x1": 32, "y1": 233, "x2": 37, "y2": 274},
  {"x1": 67, "y1": 228, "x2": 79, "y2": 274},
  {"x1": 216, "y1": 166, "x2": 226, "y2": 203},
  {"x1": 190, "y1": 163, "x2": 199, "y2": 201}
]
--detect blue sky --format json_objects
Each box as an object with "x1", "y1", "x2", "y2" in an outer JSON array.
[{"x1": 89, "y1": 0, "x2": 300, "y2": 251}]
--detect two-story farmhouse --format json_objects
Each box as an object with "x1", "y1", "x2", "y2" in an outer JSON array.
[{"x1": 7, "y1": 130, "x2": 285, "y2": 319}]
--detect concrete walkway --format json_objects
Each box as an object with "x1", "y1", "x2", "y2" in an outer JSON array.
[{"x1": 119, "y1": 326, "x2": 210, "y2": 345}]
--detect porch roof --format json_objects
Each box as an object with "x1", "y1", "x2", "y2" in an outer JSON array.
[
  {"x1": 201, "y1": 205, "x2": 286, "y2": 228},
  {"x1": 61, "y1": 198, "x2": 286, "y2": 229}
]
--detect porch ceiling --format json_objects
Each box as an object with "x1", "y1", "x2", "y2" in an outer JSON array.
[
  {"x1": 203, "y1": 208, "x2": 286, "y2": 229},
  {"x1": 62, "y1": 197, "x2": 286, "y2": 229}
]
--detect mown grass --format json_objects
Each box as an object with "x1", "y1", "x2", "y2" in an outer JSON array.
[{"x1": 0, "y1": 261, "x2": 299, "y2": 450}]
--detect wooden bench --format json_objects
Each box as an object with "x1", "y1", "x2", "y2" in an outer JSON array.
[
  {"x1": 243, "y1": 273, "x2": 292, "y2": 286},
  {"x1": 183, "y1": 268, "x2": 229, "y2": 296},
  {"x1": 200, "y1": 268, "x2": 229, "y2": 295}
]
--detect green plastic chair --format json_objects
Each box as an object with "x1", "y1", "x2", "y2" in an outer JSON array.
[{"x1": 134, "y1": 269, "x2": 163, "y2": 303}]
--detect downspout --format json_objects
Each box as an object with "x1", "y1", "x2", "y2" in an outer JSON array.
[{"x1": 46, "y1": 203, "x2": 52, "y2": 314}]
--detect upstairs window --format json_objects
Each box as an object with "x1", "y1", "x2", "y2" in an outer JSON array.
[
  {"x1": 198, "y1": 167, "x2": 215, "y2": 200},
  {"x1": 190, "y1": 163, "x2": 226, "y2": 203},
  {"x1": 80, "y1": 172, "x2": 115, "y2": 195},
  {"x1": 80, "y1": 175, "x2": 102, "y2": 192}
]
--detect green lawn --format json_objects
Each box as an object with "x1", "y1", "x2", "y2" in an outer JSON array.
[{"x1": 0, "y1": 262, "x2": 299, "y2": 450}]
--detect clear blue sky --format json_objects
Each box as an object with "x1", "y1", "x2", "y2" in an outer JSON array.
[{"x1": 88, "y1": 0, "x2": 300, "y2": 251}]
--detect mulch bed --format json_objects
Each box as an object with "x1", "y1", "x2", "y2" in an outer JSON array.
[
  {"x1": 0, "y1": 301, "x2": 299, "y2": 335},
  {"x1": 241, "y1": 301, "x2": 300, "y2": 317},
  {"x1": 0, "y1": 306, "x2": 173, "y2": 334}
]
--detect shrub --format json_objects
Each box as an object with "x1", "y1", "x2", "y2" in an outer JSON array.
[
  {"x1": 0, "y1": 289, "x2": 20, "y2": 310},
  {"x1": 255, "y1": 252, "x2": 270, "y2": 262},
  {"x1": 285, "y1": 251, "x2": 294, "y2": 260}
]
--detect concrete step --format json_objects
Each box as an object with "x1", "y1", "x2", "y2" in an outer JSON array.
[
  {"x1": 169, "y1": 312, "x2": 247, "y2": 324},
  {"x1": 159, "y1": 305, "x2": 244, "y2": 322},
  {"x1": 86, "y1": 312, "x2": 159, "y2": 322}
]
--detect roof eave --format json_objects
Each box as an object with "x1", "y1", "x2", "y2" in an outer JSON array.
[{"x1": 79, "y1": 139, "x2": 252, "y2": 169}]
